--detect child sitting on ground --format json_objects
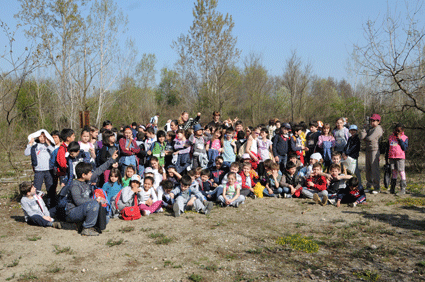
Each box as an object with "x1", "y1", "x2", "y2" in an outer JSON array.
[
  {"x1": 302, "y1": 162, "x2": 328, "y2": 206},
  {"x1": 20, "y1": 181, "x2": 61, "y2": 228},
  {"x1": 169, "y1": 175, "x2": 213, "y2": 217},
  {"x1": 122, "y1": 165, "x2": 136, "y2": 187},
  {"x1": 138, "y1": 176, "x2": 163, "y2": 216},
  {"x1": 165, "y1": 165, "x2": 182, "y2": 187},
  {"x1": 326, "y1": 164, "x2": 352, "y2": 202},
  {"x1": 239, "y1": 163, "x2": 256, "y2": 198},
  {"x1": 263, "y1": 163, "x2": 283, "y2": 197},
  {"x1": 335, "y1": 177, "x2": 366, "y2": 207},
  {"x1": 114, "y1": 174, "x2": 143, "y2": 214},
  {"x1": 287, "y1": 153, "x2": 303, "y2": 170},
  {"x1": 210, "y1": 156, "x2": 228, "y2": 187},
  {"x1": 197, "y1": 169, "x2": 213, "y2": 197},
  {"x1": 279, "y1": 161, "x2": 304, "y2": 198},
  {"x1": 218, "y1": 172, "x2": 245, "y2": 208},
  {"x1": 102, "y1": 168, "x2": 123, "y2": 203},
  {"x1": 159, "y1": 180, "x2": 174, "y2": 209}
]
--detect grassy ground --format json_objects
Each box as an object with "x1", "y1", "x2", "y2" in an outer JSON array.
[{"x1": 0, "y1": 153, "x2": 424, "y2": 281}]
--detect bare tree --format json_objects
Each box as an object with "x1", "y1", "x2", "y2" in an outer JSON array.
[
  {"x1": 353, "y1": 1, "x2": 425, "y2": 123},
  {"x1": 281, "y1": 50, "x2": 312, "y2": 122}
]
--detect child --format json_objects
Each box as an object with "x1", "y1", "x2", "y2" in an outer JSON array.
[
  {"x1": 359, "y1": 114, "x2": 383, "y2": 193},
  {"x1": 263, "y1": 163, "x2": 283, "y2": 197},
  {"x1": 317, "y1": 123, "x2": 335, "y2": 169},
  {"x1": 290, "y1": 125, "x2": 306, "y2": 165},
  {"x1": 170, "y1": 175, "x2": 213, "y2": 217},
  {"x1": 51, "y1": 130, "x2": 61, "y2": 148},
  {"x1": 239, "y1": 163, "x2": 256, "y2": 198},
  {"x1": 114, "y1": 174, "x2": 143, "y2": 214},
  {"x1": 56, "y1": 128, "x2": 75, "y2": 179},
  {"x1": 332, "y1": 118, "x2": 350, "y2": 154},
  {"x1": 79, "y1": 128, "x2": 96, "y2": 160},
  {"x1": 272, "y1": 124, "x2": 290, "y2": 173},
  {"x1": 218, "y1": 172, "x2": 245, "y2": 207},
  {"x1": 341, "y1": 153, "x2": 357, "y2": 176},
  {"x1": 148, "y1": 130, "x2": 167, "y2": 167},
  {"x1": 135, "y1": 131, "x2": 147, "y2": 176},
  {"x1": 159, "y1": 179, "x2": 174, "y2": 208},
  {"x1": 173, "y1": 129, "x2": 191, "y2": 174},
  {"x1": 326, "y1": 164, "x2": 352, "y2": 199},
  {"x1": 305, "y1": 121, "x2": 320, "y2": 164},
  {"x1": 279, "y1": 161, "x2": 304, "y2": 198},
  {"x1": 288, "y1": 152, "x2": 303, "y2": 170},
  {"x1": 299, "y1": 152, "x2": 322, "y2": 180},
  {"x1": 257, "y1": 127, "x2": 273, "y2": 177},
  {"x1": 327, "y1": 152, "x2": 346, "y2": 175},
  {"x1": 189, "y1": 124, "x2": 209, "y2": 169},
  {"x1": 388, "y1": 123, "x2": 408, "y2": 195},
  {"x1": 197, "y1": 168, "x2": 213, "y2": 196},
  {"x1": 66, "y1": 151, "x2": 118, "y2": 236},
  {"x1": 210, "y1": 156, "x2": 228, "y2": 187},
  {"x1": 19, "y1": 181, "x2": 61, "y2": 228},
  {"x1": 102, "y1": 168, "x2": 123, "y2": 203},
  {"x1": 24, "y1": 131, "x2": 55, "y2": 195},
  {"x1": 148, "y1": 157, "x2": 166, "y2": 191},
  {"x1": 119, "y1": 126, "x2": 140, "y2": 176},
  {"x1": 62, "y1": 141, "x2": 94, "y2": 187},
  {"x1": 144, "y1": 127, "x2": 157, "y2": 153},
  {"x1": 302, "y1": 162, "x2": 328, "y2": 205},
  {"x1": 138, "y1": 176, "x2": 163, "y2": 216},
  {"x1": 122, "y1": 165, "x2": 136, "y2": 187},
  {"x1": 344, "y1": 124, "x2": 361, "y2": 185},
  {"x1": 89, "y1": 126, "x2": 99, "y2": 149},
  {"x1": 166, "y1": 165, "x2": 182, "y2": 187},
  {"x1": 206, "y1": 129, "x2": 223, "y2": 169},
  {"x1": 164, "y1": 131, "x2": 176, "y2": 167},
  {"x1": 335, "y1": 177, "x2": 366, "y2": 207},
  {"x1": 222, "y1": 127, "x2": 237, "y2": 167},
  {"x1": 98, "y1": 129, "x2": 120, "y2": 185}
]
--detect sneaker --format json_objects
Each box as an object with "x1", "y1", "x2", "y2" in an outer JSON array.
[
  {"x1": 204, "y1": 202, "x2": 214, "y2": 215},
  {"x1": 328, "y1": 198, "x2": 336, "y2": 205},
  {"x1": 52, "y1": 222, "x2": 62, "y2": 229},
  {"x1": 321, "y1": 195, "x2": 328, "y2": 206},
  {"x1": 141, "y1": 210, "x2": 147, "y2": 216},
  {"x1": 371, "y1": 190, "x2": 380, "y2": 194},
  {"x1": 81, "y1": 227, "x2": 99, "y2": 236},
  {"x1": 234, "y1": 202, "x2": 239, "y2": 208},
  {"x1": 251, "y1": 194, "x2": 257, "y2": 200},
  {"x1": 277, "y1": 194, "x2": 282, "y2": 198},
  {"x1": 157, "y1": 208, "x2": 164, "y2": 213},
  {"x1": 313, "y1": 193, "x2": 320, "y2": 204},
  {"x1": 173, "y1": 203, "x2": 180, "y2": 217},
  {"x1": 145, "y1": 210, "x2": 151, "y2": 216}
]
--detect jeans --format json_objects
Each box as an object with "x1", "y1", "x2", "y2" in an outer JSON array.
[
  {"x1": 277, "y1": 155, "x2": 287, "y2": 173},
  {"x1": 218, "y1": 194, "x2": 245, "y2": 206},
  {"x1": 206, "y1": 186, "x2": 224, "y2": 201},
  {"x1": 66, "y1": 200, "x2": 99, "y2": 229},
  {"x1": 263, "y1": 187, "x2": 283, "y2": 197},
  {"x1": 34, "y1": 170, "x2": 53, "y2": 192},
  {"x1": 302, "y1": 188, "x2": 328, "y2": 200},
  {"x1": 27, "y1": 215, "x2": 51, "y2": 227}
]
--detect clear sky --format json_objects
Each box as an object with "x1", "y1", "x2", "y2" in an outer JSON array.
[{"x1": 0, "y1": 0, "x2": 420, "y2": 85}]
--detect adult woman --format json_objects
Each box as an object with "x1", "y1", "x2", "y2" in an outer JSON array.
[
  {"x1": 359, "y1": 114, "x2": 383, "y2": 194},
  {"x1": 178, "y1": 111, "x2": 201, "y2": 130}
]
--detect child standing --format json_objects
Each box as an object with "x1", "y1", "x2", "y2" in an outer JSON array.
[
  {"x1": 344, "y1": 124, "x2": 361, "y2": 185},
  {"x1": 20, "y1": 182, "x2": 61, "y2": 228},
  {"x1": 173, "y1": 129, "x2": 191, "y2": 174},
  {"x1": 119, "y1": 126, "x2": 140, "y2": 176},
  {"x1": 257, "y1": 127, "x2": 273, "y2": 177},
  {"x1": 24, "y1": 131, "x2": 55, "y2": 195},
  {"x1": 305, "y1": 121, "x2": 320, "y2": 164},
  {"x1": 98, "y1": 130, "x2": 120, "y2": 185},
  {"x1": 388, "y1": 123, "x2": 408, "y2": 195},
  {"x1": 206, "y1": 129, "x2": 223, "y2": 169},
  {"x1": 222, "y1": 127, "x2": 237, "y2": 167},
  {"x1": 333, "y1": 118, "x2": 350, "y2": 154},
  {"x1": 290, "y1": 125, "x2": 307, "y2": 165},
  {"x1": 148, "y1": 130, "x2": 167, "y2": 167},
  {"x1": 218, "y1": 172, "x2": 245, "y2": 207},
  {"x1": 317, "y1": 123, "x2": 335, "y2": 169},
  {"x1": 138, "y1": 176, "x2": 163, "y2": 216},
  {"x1": 189, "y1": 124, "x2": 209, "y2": 169},
  {"x1": 272, "y1": 124, "x2": 290, "y2": 173},
  {"x1": 79, "y1": 128, "x2": 96, "y2": 161},
  {"x1": 56, "y1": 129, "x2": 75, "y2": 180}
]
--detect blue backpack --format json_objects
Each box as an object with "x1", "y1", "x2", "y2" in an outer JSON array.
[{"x1": 322, "y1": 141, "x2": 333, "y2": 162}]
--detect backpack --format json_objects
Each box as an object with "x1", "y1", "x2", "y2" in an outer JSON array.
[
  {"x1": 114, "y1": 190, "x2": 141, "y2": 220},
  {"x1": 56, "y1": 184, "x2": 71, "y2": 220},
  {"x1": 49, "y1": 147, "x2": 60, "y2": 170},
  {"x1": 93, "y1": 188, "x2": 111, "y2": 215},
  {"x1": 322, "y1": 141, "x2": 333, "y2": 162}
]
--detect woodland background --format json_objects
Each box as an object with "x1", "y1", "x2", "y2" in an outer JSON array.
[{"x1": 1, "y1": 0, "x2": 424, "y2": 171}]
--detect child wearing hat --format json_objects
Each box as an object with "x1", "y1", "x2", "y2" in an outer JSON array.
[{"x1": 189, "y1": 123, "x2": 209, "y2": 169}]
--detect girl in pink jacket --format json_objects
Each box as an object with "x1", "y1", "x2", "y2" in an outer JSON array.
[{"x1": 388, "y1": 123, "x2": 408, "y2": 195}]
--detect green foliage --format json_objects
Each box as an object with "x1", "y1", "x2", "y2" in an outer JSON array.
[
  {"x1": 27, "y1": 236, "x2": 41, "y2": 241},
  {"x1": 188, "y1": 273, "x2": 203, "y2": 282},
  {"x1": 119, "y1": 226, "x2": 134, "y2": 233},
  {"x1": 53, "y1": 245, "x2": 73, "y2": 255},
  {"x1": 276, "y1": 234, "x2": 319, "y2": 253},
  {"x1": 354, "y1": 270, "x2": 381, "y2": 281}
]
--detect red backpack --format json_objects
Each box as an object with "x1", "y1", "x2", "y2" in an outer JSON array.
[{"x1": 115, "y1": 190, "x2": 141, "y2": 221}]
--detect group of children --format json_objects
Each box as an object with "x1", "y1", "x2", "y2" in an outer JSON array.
[{"x1": 20, "y1": 113, "x2": 408, "y2": 236}]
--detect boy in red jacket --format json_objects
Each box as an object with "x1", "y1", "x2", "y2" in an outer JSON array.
[
  {"x1": 56, "y1": 129, "x2": 75, "y2": 182},
  {"x1": 302, "y1": 162, "x2": 328, "y2": 205}
]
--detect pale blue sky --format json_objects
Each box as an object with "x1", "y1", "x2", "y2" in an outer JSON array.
[{"x1": 0, "y1": 0, "x2": 419, "y2": 85}]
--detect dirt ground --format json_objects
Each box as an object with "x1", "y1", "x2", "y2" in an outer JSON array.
[{"x1": 0, "y1": 153, "x2": 424, "y2": 282}]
